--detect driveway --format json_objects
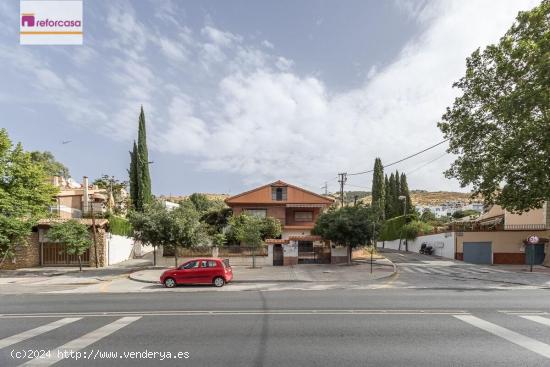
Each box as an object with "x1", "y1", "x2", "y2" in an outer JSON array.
[{"x1": 380, "y1": 249, "x2": 550, "y2": 289}]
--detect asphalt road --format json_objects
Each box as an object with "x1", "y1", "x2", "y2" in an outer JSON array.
[
  {"x1": 1, "y1": 251, "x2": 550, "y2": 367},
  {"x1": 1, "y1": 288, "x2": 550, "y2": 367}
]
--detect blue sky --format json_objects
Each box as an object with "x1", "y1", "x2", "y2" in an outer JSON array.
[{"x1": 0, "y1": 0, "x2": 538, "y2": 196}]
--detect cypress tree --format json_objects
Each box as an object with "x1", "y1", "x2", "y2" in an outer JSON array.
[
  {"x1": 400, "y1": 173, "x2": 413, "y2": 214},
  {"x1": 388, "y1": 173, "x2": 397, "y2": 218},
  {"x1": 371, "y1": 158, "x2": 385, "y2": 219},
  {"x1": 384, "y1": 174, "x2": 392, "y2": 219},
  {"x1": 137, "y1": 106, "x2": 152, "y2": 207},
  {"x1": 128, "y1": 141, "x2": 139, "y2": 209},
  {"x1": 393, "y1": 170, "x2": 402, "y2": 217}
]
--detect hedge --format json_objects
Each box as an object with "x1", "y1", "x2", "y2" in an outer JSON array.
[
  {"x1": 379, "y1": 214, "x2": 416, "y2": 241},
  {"x1": 108, "y1": 215, "x2": 133, "y2": 237}
]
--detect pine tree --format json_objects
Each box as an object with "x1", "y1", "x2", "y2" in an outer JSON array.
[
  {"x1": 137, "y1": 106, "x2": 152, "y2": 207},
  {"x1": 371, "y1": 158, "x2": 385, "y2": 219},
  {"x1": 400, "y1": 173, "x2": 413, "y2": 214}
]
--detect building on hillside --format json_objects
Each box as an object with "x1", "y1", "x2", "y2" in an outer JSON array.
[
  {"x1": 417, "y1": 201, "x2": 484, "y2": 218},
  {"x1": 50, "y1": 176, "x2": 109, "y2": 218},
  {"x1": 0, "y1": 218, "x2": 109, "y2": 270},
  {"x1": 225, "y1": 180, "x2": 346, "y2": 265}
]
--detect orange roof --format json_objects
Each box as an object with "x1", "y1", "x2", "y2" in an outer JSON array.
[
  {"x1": 225, "y1": 180, "x2": 334, "y2": 205},
  {"x1": 37, "y1": 218, "x2": 109, "y2": 227},
  {"x1": 265, "y1": 239, "x2": 289, "y2": 244}
]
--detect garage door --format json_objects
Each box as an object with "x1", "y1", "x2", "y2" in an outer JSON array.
[
  {"x1": 525, "y1": 244, "x2": 545, "y2": 265},
  {"x1": 463, "y1": 242, "x2": 492, "y2": 265}
]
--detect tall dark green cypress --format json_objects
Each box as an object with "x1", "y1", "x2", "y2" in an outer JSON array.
[
  {"x1": 128, "y1": 141, "x2": 139, "y2": 209},
  {"x1": 384, "y1": 174, "x2": 392, "y2": 219},
  {"x1": 393, "y1": 170, "x2": 402, "y2": 217},
  {"x1": 388, "y1": 173, "x2": 397, "y2": 218},
  {"x1": 400, "y1": 173, "x2": 413, "y2": 214},
  {"x1": 371, "y1": 158, "x2": 385, "y2": 219},
  {"x1": 137, "y1": 106, "x2": 152, "y2": 207}
]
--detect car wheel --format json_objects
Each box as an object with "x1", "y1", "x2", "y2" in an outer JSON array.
[
  {"x1": 164, "y1": 278, "x2": 176, "y2": 288},
  {"x1": 213, "y1": 277, "x2": 225, "y2": 287}
]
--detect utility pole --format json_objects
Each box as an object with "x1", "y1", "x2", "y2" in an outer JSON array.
[
  {"x1": 321, "y1": 182, "x2": 328, "y2": 195},
  {"x1": 338, "y1": 173, "x2": 347, "y2": 207}
]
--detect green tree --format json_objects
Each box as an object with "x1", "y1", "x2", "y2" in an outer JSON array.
[
  {"x1": 0, "y1": 129, "x2": 58, "y2": 266},
  {"x1": 452, "y1": 209, "x2": 480, "y2": 219},
  {"x1": 128, "y1": 141, "x2": 139, "y2": 210},
  {"x1": 137, "y1": 106, "x2": 152, "y2": 207},
  {"x1": 371, "y1": 158, "x2": 385, "y2": 220},
  {"x1": 420, "y1": 208, "x2": 437, "y2": 222},
  {"x1": 399, "y1": 173, "x2": 413, "y2": 214},
  {"x1": 93, "y1": 175, "x2": 129, "y2": 214},
  {"x1": 228, "y1": 214, "x2": 265, "y2": 268},
  {"x1": 30, "y1": 151, "x2": 70, "y2": 178},
  {"x1": 129, "y1": 202, "x2": 206, "y2": 268},
  {"x1": 438, "y1": 1, "x2": 550, "y2": 213},
  {"x1": 128, "y1": 107, "x2": 153, "y2": 211},
  {"x1": 312, "y1": 206, "x2": 374, "y2": 264},
  {"x1": 384, "y1": 174, "x2": 392, "y2": 219},
  {"x1": 47, "y1": 220, "x2": 92, "y2": 271},
  {"x1": 188, "y1": 193, "x2": 215, "y2": 214}
]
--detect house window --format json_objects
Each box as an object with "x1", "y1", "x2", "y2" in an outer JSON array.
[
  {"x1": 294, "y1": 211, "x2": 313, "y2": 222},
  {"x1": 244, "y1": 209, "x2": 267, "y2": 218},
  {"x1": 272, "y1": 186, "x2": 287, "y2": 201}
]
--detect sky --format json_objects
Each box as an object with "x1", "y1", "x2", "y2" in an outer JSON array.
[{"x1": 0, "y1": 0, "x2": 540, "y2": 196}]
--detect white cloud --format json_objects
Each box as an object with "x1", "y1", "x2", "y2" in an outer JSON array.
[{"x1": 152, "y1": 0, "x2": 538, "y2": 192}]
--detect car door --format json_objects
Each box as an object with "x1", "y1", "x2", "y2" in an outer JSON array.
[
  {"x1": 177, "y1": 260, "x2": 200, "y2": 284},
  {"x1": 196, "y1": 260, "x2": 214, "y2": 284}
]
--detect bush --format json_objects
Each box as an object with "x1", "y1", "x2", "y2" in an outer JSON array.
[{"x1": 401, "y1": 221, "x2": 433, "y2": 241}]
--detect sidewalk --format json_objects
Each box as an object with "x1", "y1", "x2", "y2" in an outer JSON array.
[
  {"x1": 130, "y1": 258, "x2": 396, "y2": 284},
  {"x1": 0, "y1": 258, "x2": 152, "y2": 285}
]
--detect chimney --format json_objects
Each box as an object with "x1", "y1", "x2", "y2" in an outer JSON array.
[{"x1": 83, "y1": 176, "x2": 89, "y2": 214}]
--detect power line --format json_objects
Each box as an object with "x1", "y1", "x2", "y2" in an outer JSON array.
[
  {"x1": 347, "y1": 139, "x2": 449, "y2": 176},
  {"x1": 406, "y1": 152, "x2": 448, "y2": 176}
]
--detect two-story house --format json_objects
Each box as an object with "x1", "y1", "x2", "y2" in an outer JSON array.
[{"x1": 225, "y1": 180, "x2": 344, "y2": 265}]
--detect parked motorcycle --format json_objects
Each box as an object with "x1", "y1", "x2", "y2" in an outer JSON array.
[{"x1": 419, "y1": 243, "x2": 434, "y2": 255}]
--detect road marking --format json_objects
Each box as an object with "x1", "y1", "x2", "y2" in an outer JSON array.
[
  {"x1": 0, "y1": 318, "x2": 81, "y2": 349},
  {"x1": 20, "y1": 316, "x2": 141, "y2": 366},
  {"x1": 480, "y1": 267, "x2": 509, "y2": 273},
  {"x1": 0, "y1": 310, "x2": 469, "y2": 319},
  {"x1": 520, "y1": 315, "x2": 550, "y2": 327},
  {"x1": 426, "y1": 268, "x2": 449, "y2": 275},
  {"x1": 454, "y1": 315, "x2": 550, "y2": 359},
  {"x1": 413, "y1": 267, "x2": 431, "y2": 274}
]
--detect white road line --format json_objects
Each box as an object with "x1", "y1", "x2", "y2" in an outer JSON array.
[
  {"x1": 20, "y1": 316, "x2": 141, "y2": 366},
  {"x1": 480, "y1": 267, "x2": 509, "y2": 273},
  {"x1": 400, "y1": 267, "x2": 416, "y2": 273},
  {"x1": 520, "y1": 315, "x2": 550, "y2": 327},
  {"x1": 0, "y1": 318, "x2": 81, "y2": 349},
  {"x1": 427, "y1": 268, "x2": 449, "y2": 275},
  {"x1": 414, "y1": 267, "x2": 431, "y2": 274},
  {"x1": 454, "y1": 315, "x2": 550, "y2": 359}
]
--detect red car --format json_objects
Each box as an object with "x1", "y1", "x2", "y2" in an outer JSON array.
[{"x1": 160, "y1": 258, "x2": 233, "y2": 288}]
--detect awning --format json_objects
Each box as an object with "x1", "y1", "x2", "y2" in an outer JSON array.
[
  {"x1": 288, "y1": 235, "x2": 323, "y2": 241},
  {"x1": 265, "y1": 239, "x2": 289, "y2": 244}
]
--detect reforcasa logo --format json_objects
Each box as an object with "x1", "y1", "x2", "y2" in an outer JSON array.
[
  {"x1": 20, "y1": 1, "x2": 83, "y2": 45},
  {"x1": 20, "y1": 13, "x2": 81, "y2": 27},
  {"x1": 21, "y1": 13, "x2": 34, "y2": 27}
]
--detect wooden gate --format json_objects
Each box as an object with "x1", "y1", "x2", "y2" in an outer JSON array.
[{"x1": 42, "y1": 243, "x2": 90, "y2": 266}]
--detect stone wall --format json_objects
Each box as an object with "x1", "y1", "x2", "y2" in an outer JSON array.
[{"x1": 0, "y1": 232, "x2": 40, "y2": 270}]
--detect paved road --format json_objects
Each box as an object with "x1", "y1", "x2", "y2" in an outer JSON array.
[
  {"x1": 1, "y1": 287, "x2": 550, "y2": 366},
  {"x1": 1, "y1": 251, "x2": 550, "y2": 366}
]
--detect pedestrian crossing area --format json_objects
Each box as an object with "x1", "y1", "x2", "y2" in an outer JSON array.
[
  {"x1": 0, "y1": 311, "x2": 550, "y2": 365},
  {"x1": 398, "y1": 264, "x2": 511, "y2": 277}
]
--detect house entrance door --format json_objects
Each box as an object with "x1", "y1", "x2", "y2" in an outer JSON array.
[
  {"x1": 273, "y1": 245, "x2": 283, "y2": 266},
  {"x1": 298, "y1": 241, "x2": 315, "y2": 264}
]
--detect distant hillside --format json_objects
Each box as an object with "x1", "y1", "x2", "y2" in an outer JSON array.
[
  {"x1": 158, "y1": 193, "x2": 230, "y2": 202},
  {"x1": 351, "y1": 190, "x2": 479, "y2": 206}
]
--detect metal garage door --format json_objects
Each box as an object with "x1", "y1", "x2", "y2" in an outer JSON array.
[
  {"x1": 525, "y1": 244, "x2": 545, "y2": 265},
  {"x1": 463, "y1": 242, "x2": 492, "y2": 265}
]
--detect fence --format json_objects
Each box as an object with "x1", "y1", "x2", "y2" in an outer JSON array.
[{"x1": 164, "y1": 246, "x2": 268, "y2": 257}]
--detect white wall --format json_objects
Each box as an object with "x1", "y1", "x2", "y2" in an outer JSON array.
[
  {"x1": 107, "y1": 234, "x2": 135, "y2": 265},
  {"x1": 377, "y1": 232, "x2": 456, "y2": 259}
]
